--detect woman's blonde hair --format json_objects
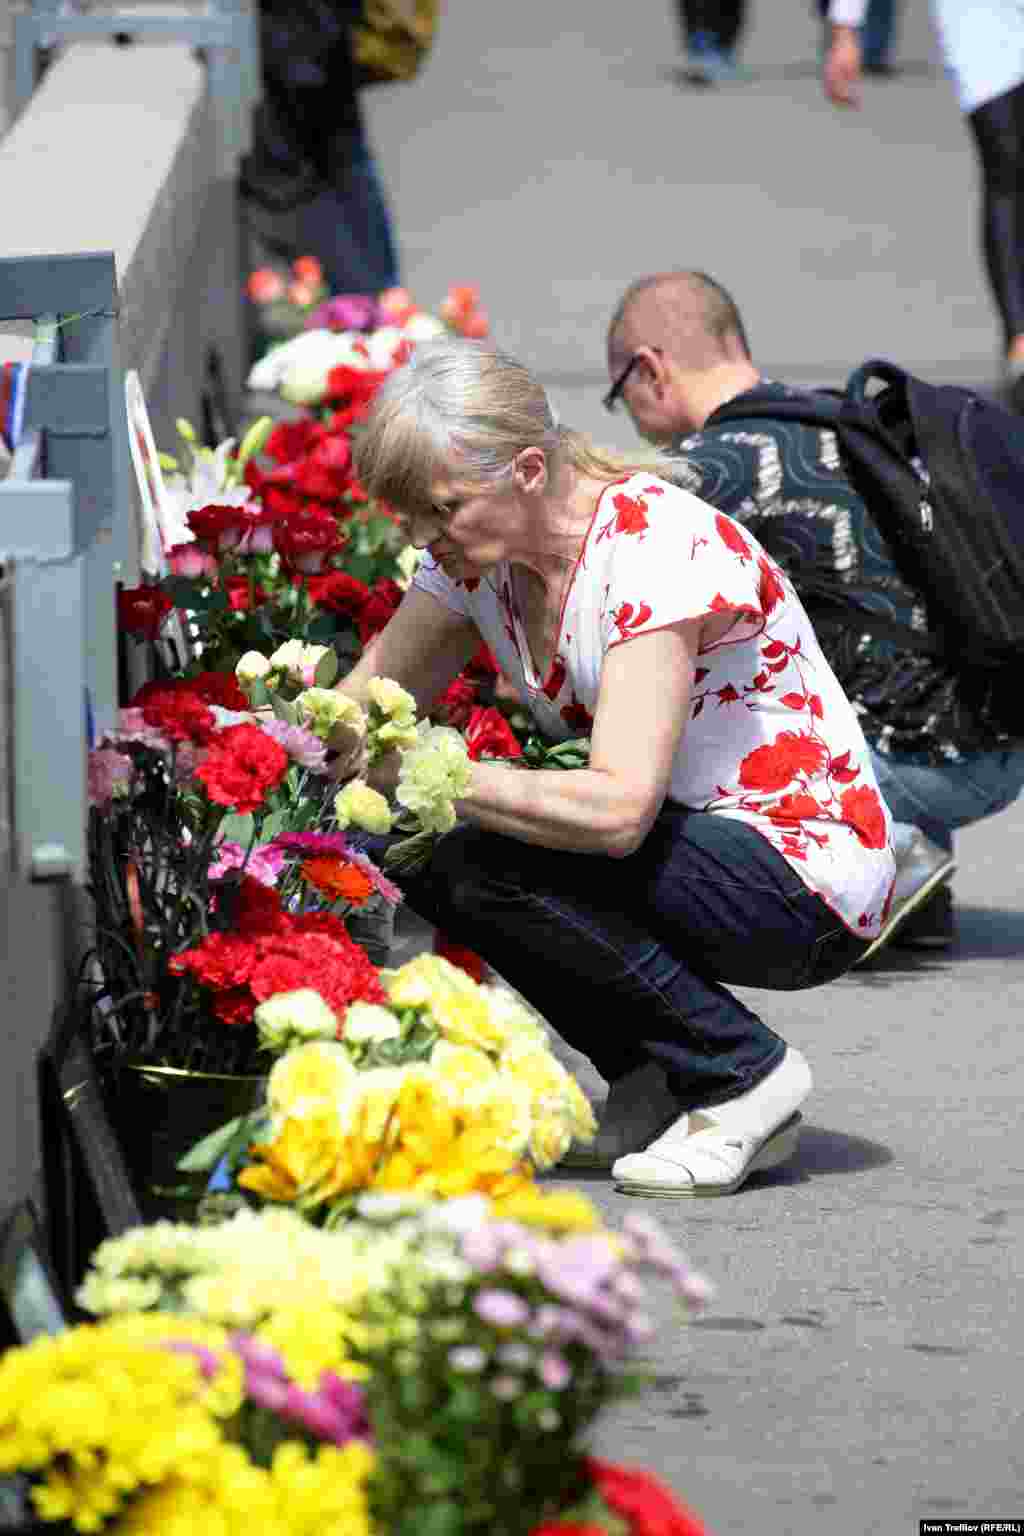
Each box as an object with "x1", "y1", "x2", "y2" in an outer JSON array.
[{"x1": 352, "y1": 336, "x2": 676, "y2": 520}]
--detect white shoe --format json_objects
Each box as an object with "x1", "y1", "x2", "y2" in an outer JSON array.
[
  {"x1": 612, "y1": 1047, "x2": 812, "y2": 1197},
  {"x1": 859, "y1": 826, "x2": 955, "y2": 964},
  {"x1": 559, "y1": 1061, "x2": 684, "y2": 1170}
]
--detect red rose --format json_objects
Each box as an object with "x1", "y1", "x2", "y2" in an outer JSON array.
[
  {"x1": 738, "y1": 730, "x2": 828, "y2": 792},
  {"x1": 116, "y1": 584, "x2": 174, "y2": 639},
  {"x1": 433, "y1": 931, "x2": 490, "y2": 982},
  {"x1": 464, "y1": 706, "x2": 523, "y2": 762},
  {"x1": 324, "y1": 364, "x2": 390, "y2": 415},
  {"x1": 224, "y1": 575, "x2": 270, "y2": 612},
  {"x1": 185, "y1": 671, "x2": 250, "y2": 712},
  {"x1": 265, "y1": 418, "x2": 324, "y2": 465},
  {"x1": 195, "y1": 723, "x2": 290, "y2": 812},
  {"x1": 306, "y1": 569, "x2": 371, "y2": 616},
  {"x1": 560, "y1": 695, "x2": 594, "y2": 731},
  {"x1": 465, "y1": 644, "x2": 500, "y2": 679},
  {"x1": 187, "y1": 503, "x2": 247, "y2": 553},
  {"x1": 840, "y1": 783, "x2": 888, "y2": 849},
  {"x1": 293, "y1": 434, "x2": 354, "y2": 502},
  {"x1": 432, "y1": 674, "x2": 479, "y2": 729},
  {"x1": 273, "y1": 508, "x2": 346, "y2": 574}
]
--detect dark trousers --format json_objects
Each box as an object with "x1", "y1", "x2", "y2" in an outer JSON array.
[
  {"x1": 968, "y1": 79, "x2": 1024, "y2": 347},
  {"x1": 381, "y1": 805, "x2": 869, "y2": 1112},
  {"x1": 677, "y1": 0, "x2": 745, "y2": 52}
]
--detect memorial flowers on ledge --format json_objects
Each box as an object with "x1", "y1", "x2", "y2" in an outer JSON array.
[{"x1": 63, "y1": 1190, "x2": 713, "y2": 1536}]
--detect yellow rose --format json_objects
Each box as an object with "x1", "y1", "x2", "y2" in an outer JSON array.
[{"x1": 267, "y1": 1041, "x2": 355, "y2": 1123}]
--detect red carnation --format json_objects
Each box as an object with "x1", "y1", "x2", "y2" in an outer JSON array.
[
  {"x1": 306, "y1": 569, "x2": 371, "y2": 616},
  {"x1": 840, "y1": 783, "x2": 888, "y2": 850},
  {"x1": 464, "y1": 706, "x2": 523, "y2": 762},
  {"x1": 116, "y1": 584, "x2": 174, "y2": 639},
  {"x1": 584, "y1": 1458, "x2": 709, "y2": 1536},
  {"x1": 433, "y1": 931, "x2": 490, "y2": 983},
  {"x1": 357, "y1": 578, "x2": 404, "y2": 644},
  {"x1": 273, "y1": 508, "x2": 346, "y2": 574},
  {"x1": 738, "y1": 730, "x2": 828, "y2": 792},
  {"x1": 140, "y1": 689, "x2": 216, "y2": 745},
  {"x1": 187, "y1": 503, "x2": 248, "y2": 553},
  {"x1": 465, "y1": 643, "x2": 500, "y2": 679},
  {"x1": 324, "y1": 364, "x2": 390, "y2": 419},
  {"x1": 293, "y1": 434, "x2": 354, "y2": 502},
  {"x1": 184, "y1": 671, "x2": 250, "y2": 712},
  {"x1": 195, "y1": 723, "x2": 290, "y2": 812}
]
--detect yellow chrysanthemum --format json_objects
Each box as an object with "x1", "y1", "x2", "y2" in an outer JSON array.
[
  {"x1": 254, "y1": 1303, "x2": 364, "y2": 1391},
  {"x1": 489, "y1": 1184, "x2": 601, "y2": 1233}
]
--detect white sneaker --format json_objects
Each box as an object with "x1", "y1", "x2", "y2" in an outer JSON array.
[
  {"x1": 859, "y1": 825, "x2": 955, "y2": 964},
  {"x1": 612, "y1": 1047, "x2": 812, "y2": 1197},
  {"x1": 559, "y1": 1061, "x2": 684, "y2": 1170}
]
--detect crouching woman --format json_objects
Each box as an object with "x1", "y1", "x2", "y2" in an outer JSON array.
[{"x1": 331, "y1": 337, "x2": 895, "y2": 1197}]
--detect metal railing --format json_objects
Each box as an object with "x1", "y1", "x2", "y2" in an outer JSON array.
[
  {"x1": 0, "y1": 251, "x2": 133, "y2": 885},
  {"x1": 13, "y1": 0, "x2": 260, "y2": 174}
]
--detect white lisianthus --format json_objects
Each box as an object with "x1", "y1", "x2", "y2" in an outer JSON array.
[
  {"x1": 343, "y1": 1001, "x2": 403, "y2": 1045},
  {"x1": 236, "y1": 650, "x2": 272, "y2": 690},
  {"x1": 396, "y1": 723, "x2": 472, "y2": 834},
  {"x1": 254, "y1": 989, "x2": 339, "y2": 1054},
  {"x1": 335, "y1": 780, "x2": 394, "y2": 835}
]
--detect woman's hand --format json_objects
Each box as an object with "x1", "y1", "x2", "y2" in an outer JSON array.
[
  {"x1": 365, "y1": 749, "x2": 403, "y2": 796},
  {"x1": 824, "y1": 24, "x2": 863, "y2": 107}
]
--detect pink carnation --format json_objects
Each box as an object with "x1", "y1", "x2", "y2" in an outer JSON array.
[
  {"x1": 210, "y1": 839, "x2": 287, "y2": 888},
  {"x1": 87, "y1": 748, "x2": 134, "y2": 807}
]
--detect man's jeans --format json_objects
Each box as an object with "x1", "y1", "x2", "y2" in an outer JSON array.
[
  {"x1": 869, "y1": 744, "x2": 1024, "y2": 855},
  {"x1": 381, "y1": 806, "x2": 869, "y2": 1109}
]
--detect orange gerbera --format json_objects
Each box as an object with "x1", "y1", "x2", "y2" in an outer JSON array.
[{"x1": 300, "y1": 855, "x2": 376, "y2": 907}]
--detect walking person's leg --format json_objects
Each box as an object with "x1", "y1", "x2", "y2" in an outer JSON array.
[
  {"x1": 965, "y1": 79, "x2": 1024, "y2": 408},
  {"x1": 393, "y1": 805, "x2": 869, "y2": 1194}
]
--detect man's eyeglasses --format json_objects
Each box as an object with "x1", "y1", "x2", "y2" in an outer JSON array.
[{"x1": 602, "y1": 348, "x2": 660, "y2": 413}]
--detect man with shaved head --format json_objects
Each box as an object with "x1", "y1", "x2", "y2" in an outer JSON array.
[{"x1": 606, "y1": 271, "x2": 1024, "y2": 958}]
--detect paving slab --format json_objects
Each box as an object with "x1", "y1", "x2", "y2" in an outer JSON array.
[{"x1": 352, "y1": 7, "x2": 1024, "y2": 1531}]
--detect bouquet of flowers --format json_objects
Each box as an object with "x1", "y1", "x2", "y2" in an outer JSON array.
[
  {"x1": 83, "y1": 671, "x2": 397, "y2": 1076},
  {"x1": 58, "y1": 1189, "x2": 713, "y2": 1536},
  {"x1": 0, "y1": 1304, "x2": 375, "y2": 1535},
  {"x1": 246, "y1": 283, "x2": 490, "y2": 409},
  {"x1": 117, "y1": 412, "x2": 410, "y2": 681},
  {"x1": 245, "y1": 255, "x2": 331, "y2": 345},
  {"x1": 178, "y1": 946, "x2": 598, "y2": 1208}
]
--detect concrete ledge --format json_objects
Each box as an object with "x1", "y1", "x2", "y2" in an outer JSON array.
[{"x1": 0, "y1": 35, "x2": 246, "y2": 1209}]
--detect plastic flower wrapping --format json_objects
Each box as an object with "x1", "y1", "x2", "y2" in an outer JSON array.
[{"x1": 8, "y1": 1189, "x2": 714, "y2": 1536}]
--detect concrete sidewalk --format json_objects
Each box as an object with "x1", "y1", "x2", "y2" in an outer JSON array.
[{"x1": 361, "y1": 5, "x2": 1024, "y2": 1532}]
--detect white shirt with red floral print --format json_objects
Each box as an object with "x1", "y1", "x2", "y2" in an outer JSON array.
[{"x1": 413, "y1": 473, "x2": 896, "y2": 938}]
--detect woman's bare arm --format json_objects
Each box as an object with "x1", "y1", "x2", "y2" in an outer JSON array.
[
  {"x1": 453, "y1": 617, "x2": 704, "y2": 858},
  {"x1": 336, "y1": 586, "x2": 481, "y2": 716}
]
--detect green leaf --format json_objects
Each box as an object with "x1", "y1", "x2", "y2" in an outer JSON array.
[
  {"x1": 314, "y1": 649, "x2": 339, "y2": 687},
  {"x1": 396, "y1": 1503, "x2": 463, "y2": 1536},
  {"x1": 176, "y1": 1114, "x2": 248, "y2": 1172},
  {"x1": 219, "y1": 813, "x2": 255, "y2": 844}
]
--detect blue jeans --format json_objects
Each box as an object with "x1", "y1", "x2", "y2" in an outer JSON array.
[
  {"x1": 377, "y1": 806, "x2": 869, "y2": 1108},
  {"x1": 869, "y1": 745, "x2": 1024, "y2": 855}
]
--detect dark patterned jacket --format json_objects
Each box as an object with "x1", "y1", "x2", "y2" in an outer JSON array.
[{"x1": 669, "y1": 380, "x2": 1012, "y2": 761}]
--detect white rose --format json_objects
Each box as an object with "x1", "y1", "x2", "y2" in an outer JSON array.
[
  {"x1": 236, "y1": 651, "x2": 271, "y2": 688},
  {"x1": 255, "y1": 989, "x2": 338, "y2": 1052}
]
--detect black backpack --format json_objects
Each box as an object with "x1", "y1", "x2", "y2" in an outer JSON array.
[{"x1": 712, "y1": 359, "x2": 1024, "y2": 675}]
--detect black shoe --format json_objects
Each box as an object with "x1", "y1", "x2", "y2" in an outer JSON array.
[{"x1": 891, "y1": 884, "x2": 955, "y2": 950}]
